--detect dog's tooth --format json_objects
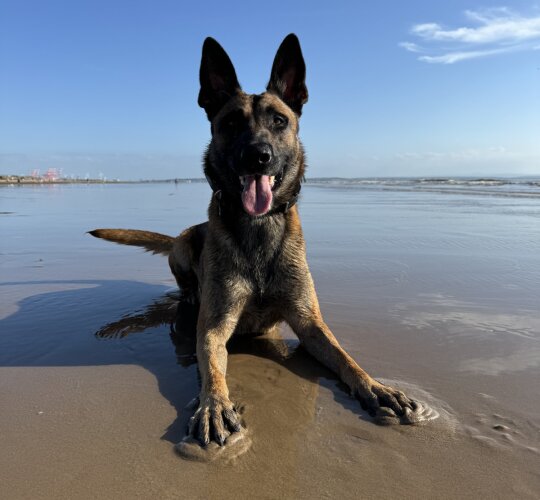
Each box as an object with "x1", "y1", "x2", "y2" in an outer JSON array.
[{"x1": 269, "y1": 176, "x2": 275, "y2": 186}]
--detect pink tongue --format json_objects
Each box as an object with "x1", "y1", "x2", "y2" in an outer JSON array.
[{"x1": 241, "y1": 175, "x2": 273, "y2": 216}]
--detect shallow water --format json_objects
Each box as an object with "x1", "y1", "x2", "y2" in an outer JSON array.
[{"x1": 1, "y1": 182, "x2": 539, "y2": 499}]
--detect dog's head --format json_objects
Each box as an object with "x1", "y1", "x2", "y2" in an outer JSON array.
[{"x1": 199, "y1": 34, "x2": 308, "y2": 217}]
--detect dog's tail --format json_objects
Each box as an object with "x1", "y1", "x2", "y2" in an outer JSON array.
[{"x1": 88, "y1": 229, "x2": 174, "y2": 256}]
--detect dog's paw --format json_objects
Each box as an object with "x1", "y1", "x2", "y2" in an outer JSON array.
[
  {"x1": 187, "y1": 394, "x2": 242, "y2": 446},
  {"x1": 354, "y1": 380, "x2": 439, "y2": 425}
]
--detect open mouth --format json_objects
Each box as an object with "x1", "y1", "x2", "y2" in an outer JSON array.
[{"x1": 238, "y1": 173, "x2": 282, "y2": 216}]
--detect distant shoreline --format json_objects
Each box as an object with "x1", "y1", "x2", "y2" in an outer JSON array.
[{"x1": 0, "y1": 175, "x2": 206, "y2": 186}]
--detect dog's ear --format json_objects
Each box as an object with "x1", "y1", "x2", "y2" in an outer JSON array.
[
  {"x1": 198, "y1": 37, "x2": 241, "y2": 120},
  {"x1": 267, "y1": 34, "x2": 308, "y2": 115}
]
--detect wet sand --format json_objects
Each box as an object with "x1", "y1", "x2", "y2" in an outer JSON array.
[{"x1": 1, "y1": 183, "x2": 539, "y2": 499}]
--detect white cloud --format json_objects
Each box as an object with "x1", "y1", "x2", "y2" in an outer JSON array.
[
  {"x1": 418, "y1": 46, "x2": 516, "y2": 64},
  {"x1": 401, "y1": 7, "x2": 540, "y2": 63},
  {"x1": 413, "y1": 10, "x2": 540, "y2": 44},
  {"x1": 398, "y1": 41, "x2": 422, "y2": 53}
]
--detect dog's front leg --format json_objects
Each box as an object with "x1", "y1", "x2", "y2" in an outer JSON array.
[
  {"x1": 286, "y1": 296, "x2": 427, "y2": 424},
  {"x1": 188, "y1": 297, "x2": 246, "y2": 446}
]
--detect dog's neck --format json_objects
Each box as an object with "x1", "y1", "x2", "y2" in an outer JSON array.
[
  {"x1": 209, "y1": 195, "x2": 298, "y2": 250},
  {"x1": 210, "y1": 185, "x2": 301, "y2": 219},
  {"x1": 208, "y1": 198, "x2": 300, "y2": 294}
]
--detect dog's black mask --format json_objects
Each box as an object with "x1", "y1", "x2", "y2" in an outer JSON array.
[{"x1": 198, "y1": 34, "x2": 308, "y2": 217}]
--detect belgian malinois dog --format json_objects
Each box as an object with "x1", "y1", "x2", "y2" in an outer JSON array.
[{"x1": 90, "y1": 34, "x2": 436, "y2": 448}]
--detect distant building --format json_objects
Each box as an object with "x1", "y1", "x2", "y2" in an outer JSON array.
[{"x1": 44, "y1": 168, "x2": 60, "y2": 181}]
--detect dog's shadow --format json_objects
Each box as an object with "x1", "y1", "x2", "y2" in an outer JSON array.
[{"x1": 0, "y1": 279, "x2": 357, "y2": 445}]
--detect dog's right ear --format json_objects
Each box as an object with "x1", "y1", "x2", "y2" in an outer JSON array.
[
  {"x1": 198, "y1": 37, "x2": 241, "y2": 121},
  {"x1": 267, "y1": 34, "x2": 308, "y2": 116}
]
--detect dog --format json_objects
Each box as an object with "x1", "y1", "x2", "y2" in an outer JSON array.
[{"x1": 90, "y1": 34, "x2": 435, "y2": 448}]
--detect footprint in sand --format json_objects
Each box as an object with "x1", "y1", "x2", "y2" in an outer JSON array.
[{"x1": 468, "y1": 394, "x2": 540, "y2": 454}]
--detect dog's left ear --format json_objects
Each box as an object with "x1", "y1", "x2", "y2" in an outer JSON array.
[{"x1": 267, "y1": 34, "x2": 308, "y2": 115}]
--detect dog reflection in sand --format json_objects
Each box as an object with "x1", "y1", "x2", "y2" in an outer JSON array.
[
  {"x1": 90, "y1": 34, "x2": 437, "y2": 454},
  {"x1": 95, "y1": 291, "x2": 323, "y2": 461}
]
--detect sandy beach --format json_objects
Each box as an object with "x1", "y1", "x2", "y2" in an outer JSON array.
[{"x1": 1, "y1": 181, "x2": 539, "y2": 499}]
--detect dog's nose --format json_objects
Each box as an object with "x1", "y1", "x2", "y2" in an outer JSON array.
[
  {"x1": 259, "y1": 150, "x2": 271, "y2": 165},
  {"x1": 242, "y1": 142, "x2": 274, "y2": 167}
]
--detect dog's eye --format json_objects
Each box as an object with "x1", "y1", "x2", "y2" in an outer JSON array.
[
  {"x1": 273, "y1": 114, "x2": 288, "y2": 128},
  {"x1": 225, "y1": 118, "x2": 237, "y2": 129}
]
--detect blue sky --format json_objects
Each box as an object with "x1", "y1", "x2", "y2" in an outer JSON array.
[{"x1": 1, "y1": 0, "x2": 539, "y2": 179}]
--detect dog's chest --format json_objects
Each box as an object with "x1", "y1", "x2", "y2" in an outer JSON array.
[
  {"x1": 235, "y1": 220, "x2": 285, "y2": 294},
  {"x1": 240, "y1": 245, "x2": 279, "y2": 298}
]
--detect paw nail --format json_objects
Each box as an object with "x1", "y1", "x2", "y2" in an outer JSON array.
[{"x1": 377, "y1": 407, "x2": 397, "y2": 417}]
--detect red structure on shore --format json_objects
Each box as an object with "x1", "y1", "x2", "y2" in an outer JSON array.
[{"x1": 43, "y1": 168, "x2": 61, "y2": 181}]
